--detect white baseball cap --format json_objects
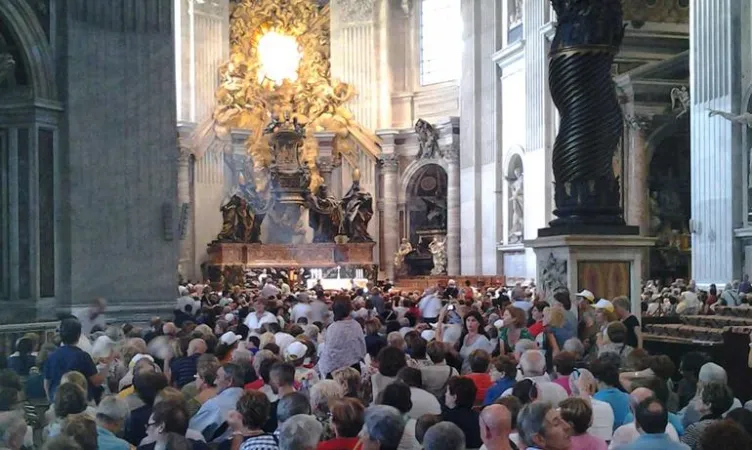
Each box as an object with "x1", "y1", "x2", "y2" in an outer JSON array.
[
  {"x1": 220, "y1": 331, "x2": 241, "y2": 346},
  {"x1": 420, "y1": 330, "x2": 436, "y2": 341},
  {"x1": 285, "y1": 341, "x2": 308, "y2": 361},
  {"x1": 576, "y1": 290, "x2": 595, "y2": 302},
  {"x1": 594, "y1": 299, "x2": 614, "y2": 312}
]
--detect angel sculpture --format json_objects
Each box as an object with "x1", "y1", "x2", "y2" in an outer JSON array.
[
  {"x1": 670, "y1": 86, "x2": 690, "y2": 118},
  {"x1": 415, "y1": 119, "x2": 440, "y2": 159},
  {"x1": 428, "y1": 236, "x2": 447, "y2": 275},
  {"x1": 394, "y1": 238, "x2": 413, "y2": 271},
  {"x1": 708, "y1": 109, "x2": 752, "y2": 128}
]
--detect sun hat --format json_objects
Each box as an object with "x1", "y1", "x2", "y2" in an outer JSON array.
[
  {"x1": 285, "y1": 341, "x2": 308, "y2": 361},
  {"x1": 220, "y1": 331, "x2": 241, "y2": 346},
  {"x1": 594, "y1": 299, "x2": 614, "y2": 312},
  {"x1": 576, "y1": 290, "x2": 595, "y2": 302}
]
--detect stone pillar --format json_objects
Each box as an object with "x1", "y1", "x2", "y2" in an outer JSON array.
[
  {"x1": 446, "y1": 148, "x2": 461, "y2": 276},
  {"x1": 380, "y1": 154, "x2": 399, "y2": 280},
  {"x1": 690, "y1": 0, "x2": 743, "y2": 285},
  {"x1": 616, "y1": 79, "x2": 650, "y2": 235},
  {"x1": 319, "y1": 160, "x2": 333, "y2": 189},
  {"x1": 177, "y1": 146, "x2": 192, "y2": 280}
]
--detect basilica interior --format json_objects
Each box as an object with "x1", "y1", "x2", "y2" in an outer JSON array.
[{"x1": 0, "y1": 0, "x2": 749, "y2": 322}]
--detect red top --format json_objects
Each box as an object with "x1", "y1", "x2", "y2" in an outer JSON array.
[
  {"x1": 465, "y1": 373, "x2": 493, "y2": 404},
  {"x1": 528, "y1": 321, "x2": 545, "y2": 337},
  {"x1": 245, "y1": 379, "x2": 264, "y2": 391},
  {"x1": 317, "y1": 437, "x2": 360, "y2": 450}
]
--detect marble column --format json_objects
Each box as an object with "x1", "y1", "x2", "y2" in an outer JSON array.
[
  {"x1": 177, "y1": 145, "x2": 192, "y2": 280},
  {"x1": 446, "y1": 148, "x2": 461, "y2": 276},
  {"x1": 380, "y1": 154, "x2": 399, "y2": 280},
  {"x1": 617, "y1": 80, "x2": 650, "y2": 235},
  {"x1": 318, "y1": 160, "x2": 333, "y2": 189},
  {"x1": 690, "y1": 0, "x2": 743, "y2": 285}
]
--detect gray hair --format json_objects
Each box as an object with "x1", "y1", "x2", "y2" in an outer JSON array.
[
  {"x1": 277, "y1": 392, "x2": 311, "y2": 424},
  {"x1": 562, "y1": 338, "x2": 585, "y2": 358},
  {"x1": 96, "y1": 395, "x2": 129, "y2": 424},
  {"x1": 569, "y1": 368, "x2": 596, "y2": 396},
  {"x1": 0, "y1": 411, "x2": 26, "y2": 446},
  {"x1": 303, "y1": 325, "x2": 319, "y2": 342},
  {"x1": 363, "y1": 405, "x2": 406, "y2": 448},
  {"x1": 518, "y1": 402, "x2": 552, "y2": 447},
  {"x1": 514, "y1": 339, "x2": 537, "y2": 355},
  {"x1": 699, "y1": 362, "x2": 727, "y2": 385},
  {"x1": 231, "y1": 348, "x2": 253, "y2": 363},
  {"x1": 279, "y1": 414, "x2": 323, "y2": 450},
  {"x1": 422, "y1": 421, "x2": 466, "y2": 450},
  {"x1": 520, "y1": 350, "x2": 546, "y2": 377},
  {"x1": 309, "y1": 380, "x2": 344, "y2": 414},
  {"x1": 252, "y1": 349, "x2": 275, "y2": 376}
]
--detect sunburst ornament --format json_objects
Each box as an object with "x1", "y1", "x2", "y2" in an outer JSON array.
[{"x1": 214, "y1": 0, "x2": 381, "y2": 193}]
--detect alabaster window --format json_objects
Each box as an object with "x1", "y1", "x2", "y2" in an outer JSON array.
[{"x1": 419, "y1": 0, "x2": 461, "y2": 86}]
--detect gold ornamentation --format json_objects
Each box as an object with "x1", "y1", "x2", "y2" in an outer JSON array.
[
  {"x1": 622, "y1": 0, "x2": 689, "y2": 24},
  {"x1": 214, "y1": 0, "x2": 381, "y2": 193}
]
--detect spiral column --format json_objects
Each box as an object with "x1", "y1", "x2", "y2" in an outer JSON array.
[{"x1": 544, "y1": 0, "x2": 635, "y2": 234}]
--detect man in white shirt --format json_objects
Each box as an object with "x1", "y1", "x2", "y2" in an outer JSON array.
[
  {"x1": 73, "y1": 298, "x2": 107, "y2": 335},
  {"x1": 291, "y1": 292, "x2": 312, "y2": 324},
  {"x1": 609, "y1": 387, "x2": 680, "y2": 449},
  {"x1": 569, "y1": 368, "x2": 614, "y2": 442},
  {"x1": 418, "y1": 288, "x2": 442, "y2": 323},
  {"x1": 244, "y1": 298, "x2": 277, "y2": 331}
]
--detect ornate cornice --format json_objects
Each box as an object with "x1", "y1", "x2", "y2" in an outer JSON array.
[{"x1": 332, "y1": 0, "x2": 375, "y2": 23}]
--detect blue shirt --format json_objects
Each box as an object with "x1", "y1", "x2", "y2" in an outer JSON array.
[
  {"x1": 43, "y1": 345, "x2": 97, "y2": 401},
  {"x1": 483, "y1": 377, "x2": 516, "y2": 406},
  {"x1": 624, "y1": 411, "x2": 685, "y2": 436},
  {"x1": 593, "y1": 387, "x2": 630, "y2": 429},
  {"x1": 97, "y1": 425, "x2": 130, "y2": 450},
  {"x1": 615, "y1": 432, "x2": 690, "y2": 450},
  {"x1": 170, "y1": 354, "x2": 201, "y2": 388},
  {"x1": 189, "y1": 387, "x2": 244, "y2": 443}
]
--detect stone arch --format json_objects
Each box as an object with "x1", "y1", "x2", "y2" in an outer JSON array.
[
  {"x1": 398, "y1": 157, "x2": 447, "y2": 204},
  {"x1": 0, "y1": 0, "x2": 57, "y2": 100},
  {"x1": 403, "y1": 162, "x2": 447, "y2": 246},
  {"x1": 504, "y1": 145, "x2": 524, "y2": 244},
  {"x1": 503, "y1": 144, "x2": 525, "y2": 177}
]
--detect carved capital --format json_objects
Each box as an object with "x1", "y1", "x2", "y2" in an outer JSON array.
[
  {"x1": 317, "y1": 159, "x2": 334, "y2": 174},
  {"x1": 379, "y1": 154, "x2": 399, "y2": 172}
]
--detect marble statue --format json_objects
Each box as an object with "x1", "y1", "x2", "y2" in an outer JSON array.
[
  {"x1": 708, "y1": 109, "x2": 752, "y2": 128},
  {"x1": 429, "y1": 235, "x2": 447, "y2": 275},
  {"x1": 415, "y1": 119, "x2": 440, "y2": 159},
  {"x1": 510, "y1": 0, "x2": 523, "y2": 27},
  {"x1": 307, "y1": 184, "x2": 343, "y2": 242},
  {"x1": 670, "y1": 87, "x2": 690, "y2": 118},
  {"x1": 507, "y1": 168, "x2": 524, "y2": 243},
  {"x1": 341, "y1": 168, "x2": 374, "y2": 242},
  {"x1": 394, "y1": 238, "x2": 413, "y2": 270}
]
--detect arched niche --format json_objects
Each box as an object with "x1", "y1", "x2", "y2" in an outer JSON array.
[
  {"x1": 0, "y1": 0, "x2": 56, "y2": 100},
  {"x1": 405, "y1": 163, "x2": 447, "y2": 246},
  {"x1": 646, "y1": 117, "x2": 691, "y2": 281}
]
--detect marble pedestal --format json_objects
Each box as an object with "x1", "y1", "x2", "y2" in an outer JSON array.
[{"x1": 528, "y1": 235, "x2": 655, "y2": 317}]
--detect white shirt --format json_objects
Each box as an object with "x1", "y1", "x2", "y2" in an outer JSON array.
[
  {"x1": 73, "y1": 308, "x2": 106, "y2": 335},
  {"x1": 407, "y1": 387, "x2": 442, "y2": 419},
  {"x1": 291, "y1": 303, "x2": 312, "y2": 323},
  {"x1": 244, "y1": 311, "x2": 277, "y2": 330},
  {"x1": 609, "y1": 422, "x2": 679, "y2": 449},
  {"x1": 588, "y1": 398, "x2": 615, "y2": 442},
  {"x1": 418, "y1": 294, "x2": 442, "y2": 319}
]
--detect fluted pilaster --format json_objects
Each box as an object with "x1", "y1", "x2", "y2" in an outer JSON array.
[
  {"x1": 446, "y1": 148, "x2": 460, "y2": 276},
  {"x1": 379, "y1": 151, "x2": 399, "y2": 280}
]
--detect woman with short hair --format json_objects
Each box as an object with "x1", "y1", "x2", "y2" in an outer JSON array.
[
  {"x1": 317, "y1": 398, "x2": 364, "y2": 450},
  {"x1": 559, "y1": 397, "x2": 607, "y2": 450},
  {"x1": 227, "y1": 390, "x2": 279, "y2": 450}
]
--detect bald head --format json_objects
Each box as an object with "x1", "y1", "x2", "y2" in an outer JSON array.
[
  {"x1": 480, "y1": 404, "x2": 512, "y2": 443},
  {"x1": 188, "y1": 339, "x2": 207, "y2": 356},
  {"x1": 630, "y1": 387, "x2": 653, "y2": 409}
]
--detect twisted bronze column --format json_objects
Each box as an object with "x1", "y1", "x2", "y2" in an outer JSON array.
[{"x1": 545, "y1": 0, "x2": 634, "y2": 233}]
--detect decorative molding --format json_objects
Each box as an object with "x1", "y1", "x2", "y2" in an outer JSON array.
[
  {"x1": 622, "y1": 0, "x2": 689, "y2": 24},
  {"x1": 492, "y1": 40, "x2": 526, "y2": 71}
]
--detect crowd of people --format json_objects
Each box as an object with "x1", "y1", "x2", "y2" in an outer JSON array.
[{"x1": 0, "y1": 276, "x2": 751, "y2": 450}]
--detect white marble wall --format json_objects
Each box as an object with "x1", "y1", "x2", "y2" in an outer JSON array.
[{"x1": 690, "y1": 0, "x2": 744, "y2": 286}]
